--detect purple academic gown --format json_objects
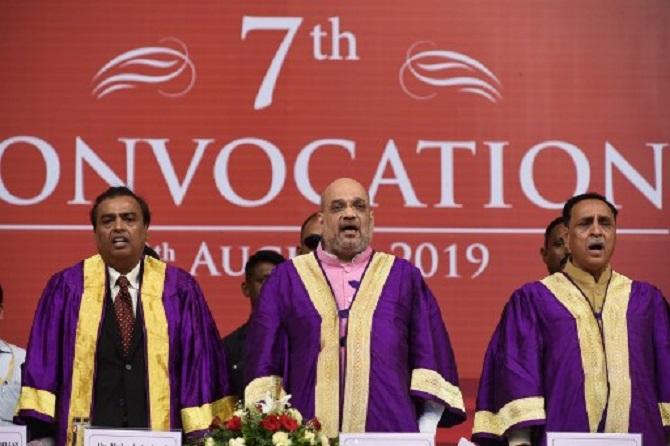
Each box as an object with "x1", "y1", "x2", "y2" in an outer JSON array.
[
  {"x1": 15, "y1": 255, "x2": 235, "y2": 446},
  {"x1": 244, "y1": 251, "x2": 466, "y2": 438},
  {"x1": 472, "y1": 271, "x2": 670, "y2": 446}
]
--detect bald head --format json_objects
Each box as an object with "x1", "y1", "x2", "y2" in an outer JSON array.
[
  {"x1": 319, "y1": 178, "x2": 373, "y2": 261},
  {"x1": 320, "y1": 178, "x2": 369, "y2": 211}
]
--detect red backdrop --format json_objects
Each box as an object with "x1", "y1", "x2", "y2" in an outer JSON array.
[{"x1": 1, "y1": 1, "x2": 669, "y2": 441}]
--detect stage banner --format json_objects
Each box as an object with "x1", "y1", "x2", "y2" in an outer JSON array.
[{"x1": 1, "y1": 1, "x2": 669, "y2": 440}]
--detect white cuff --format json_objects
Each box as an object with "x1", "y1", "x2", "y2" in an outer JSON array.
[
  {"x1": 417, "y1": 400, "x2": 445, "y2": 433},
  {"x1": 506, "y1": 427, "x2": 532, "y2": 446},
  {"x1": 27, "y1": 438, "x2": 55, "y2": 446}
]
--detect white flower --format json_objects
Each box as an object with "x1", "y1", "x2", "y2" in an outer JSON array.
[
  {"x1": 233, "y1": 408, "x2": 245, "y2": 418},
  {"x1": 258, "y1": 392, "x2": 275, "y2": 414},
  {"x1": 277, "y1": 393, "x2": 292, "y2": 410},
  {"x1": 287, "y1": 408, "x2": 302, "y2": 424},
  {"x1": 303, "y1": 431, "x2": 316, "y2": 445},
  {"x1": 204, "y1": 437, "x2": 215, "y2": 446},
  {"x1": 258, "y1": 392, "x2": 293, "y2": 413},
  {"x1": 229, "y1": 438, "x2": 246, "y2": 446},
  {"x1": 319, "y1": 434, "x2": 330, "y2": 446},
  {"x1": 272, "y1": 431, "x2": 292, "y2": 446}
]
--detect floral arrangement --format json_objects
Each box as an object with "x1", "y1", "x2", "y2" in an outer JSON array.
[{"x1": 202, "y1": 395, "x2": 337, "y2": 446}]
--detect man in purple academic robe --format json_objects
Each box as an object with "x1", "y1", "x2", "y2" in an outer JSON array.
[
  {"x1": 473, "y1": 193, "x2": 670, "y2": 446},
  {"x1": 244, "y1": 178, "x2": 466, "y2": 438},
  {"x1": 15, "y1": 187, "x2": 235, "y2": 446}
]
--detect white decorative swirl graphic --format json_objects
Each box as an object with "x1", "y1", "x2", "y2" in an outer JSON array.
[
  {"x1": 92, "y1": 37, "x2": 196, "y2": 99},
  {"x1": 399, "y1": 42, "x2": 502, "y2": 103}
]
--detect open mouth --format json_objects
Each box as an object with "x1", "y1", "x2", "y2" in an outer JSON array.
[
  {"x1": 111, "y1": 235, "x2": 129, "y2": 248},
  {"x1": 340, "y1": 223, "x2": 359, "y2": 237},
  {"x1": 587, "y1": 240, "x2": 604, "y2": 254}
]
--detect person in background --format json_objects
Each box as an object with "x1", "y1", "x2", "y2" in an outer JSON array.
[
  {"x1": 473, "y1": 192, "x2": 670, "y2": 446},
  {"x1": 0, "y1": 283, "x2": 26, "y2": 425},
  {"x1": 244, "y1": 177, "x2": 466, "y2": 438},
  {"x1": 222, "y1": 250, "x2": 286, "y2": 399},
  {"x1": 297, "y1": 212, "x2": 322, "y2": 255},
  {"x1": 540, "y1": 216, "x2": 569, "y2": 275},
  {"x1": 16, "y1": 186, "x2": 234, "y2": 446}
]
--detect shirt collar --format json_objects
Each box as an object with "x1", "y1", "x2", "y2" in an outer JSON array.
[
  {"x1": 316, "y1": 243, "x2": 373, "y2": 267},
  {"x1": 564, "y1": 260, "x2": 612, "y2": 292},
  {"x1": 107, "y1": 259, "x2": 142, "y2": 289}
]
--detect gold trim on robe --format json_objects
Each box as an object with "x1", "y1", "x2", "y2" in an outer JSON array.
[
  {"x1": 473, "y1": 396, "x2": 545, "y2": 436},
  {"x1": 542, "y1": 274, "x2": 608, "y2": 432},
  {"x1": 17, "y1": 386, "x2": 56, "y2": 419},
  {"x1": 292, "y1": 254, "x2": 340, "y2": 438},
  {"x1": 66, "y1": 255, "x2": 107, "y2": 446},
  {"x1": 140, "y1": 256, "x2": 171, "y2": 431},
  {"x1": 341, "y1": 253, "x2": 395, "y2": 432},
  {"x1": 65, "y1": 255, "x2": 172, "y2": 443},
  {"x1": 181, "y1": 395, "x2": 237, "y2": 433},
  {"x1": 659, "y1": 402, "x2": 670, "y2": 426},
  {"x1": 245, "y1": 376, "x2": 286, "y2": 405},
  {"x1": 410, "y1": 368, "x2": 465, "y2": 413},
  {"x1": 601, "y1": 271, "x2": 632, "y2": 432}
]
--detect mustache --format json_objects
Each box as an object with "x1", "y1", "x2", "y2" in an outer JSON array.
[
  {"x1": 587, "y1": 237, "x2": 605, "y2": 250},
  {"x1": 339, "y1": 220, "x2": 360, "y2": 231}
]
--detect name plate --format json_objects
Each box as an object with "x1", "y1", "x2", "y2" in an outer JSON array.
[
  {"x1": 0, "y1": 426, "x2": 27, "y2": 446},
  {"x1": 547, "y1": 432, "x2": 642, "y2": 446},
  {"x1": 84, "y1": 428, "x2": 181, "y2": 446},
  {"x1": 339, "y1": 433, "x2": 434, "y2": 446}
]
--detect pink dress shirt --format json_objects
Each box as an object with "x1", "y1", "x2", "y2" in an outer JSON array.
[{"x1": 315, "y1": 244, "x2": 373, "y2": 378}]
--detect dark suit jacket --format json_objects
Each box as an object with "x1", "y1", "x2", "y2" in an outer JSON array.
[
  {"x1": 91, "y1": 294, "x2": 149, "y2": 428},
  {"x1": 221, "y1": 322, "x2": 248, "y2": 400}
]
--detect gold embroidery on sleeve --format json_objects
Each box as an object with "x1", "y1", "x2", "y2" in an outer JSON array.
[
  {"x1": 17, "y1": 386, "x2": 56, "y2": 418},
  {"x1": 659, "y1": 402, "x2": 670, "y2": 426},
  {"x1": 473, "y1": 397, "x2": 545, "y2": 436},
  {"x1": 181, "y1": 395, "x2": 238, "y2": 433},
  {"x1": 410, "y1": 368, "x2": 465, "y2": 412}
]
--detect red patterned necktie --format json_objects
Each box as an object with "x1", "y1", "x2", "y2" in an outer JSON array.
[{"x1": 114, "y1": 276, "x2": 135, "y2": 357}]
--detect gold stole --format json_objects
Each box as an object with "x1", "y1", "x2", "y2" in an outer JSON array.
[
  {"x1": 542, "y1": 272, "x2": 632, "y2": 432},
  {"x1": 66, "y1": 255, "x2": 170, "y2": 445},
  {"x1": 292, "y1": 252, "x2": 395, "y2": 436}
]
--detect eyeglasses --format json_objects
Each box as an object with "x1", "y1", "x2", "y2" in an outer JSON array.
[{"x1": 302, "y1": 234, "x2": 321, "y2": 251}]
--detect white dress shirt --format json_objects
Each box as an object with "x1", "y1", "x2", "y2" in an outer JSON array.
[
  {"x1": 107, "y1": 261, "x2": 141, "y2": 315},
  {"x1": 0, "y1": 339, "x2": 26, "y2": 424}
]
